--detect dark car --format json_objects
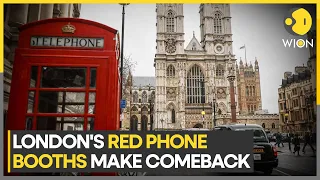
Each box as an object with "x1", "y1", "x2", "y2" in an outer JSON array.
[{"x1": 215, "y1": 124, "x2": 278, "y2": 175}]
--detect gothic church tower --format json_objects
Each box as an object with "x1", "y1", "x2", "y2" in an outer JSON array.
[
  {"x1": 236, "y1": 58, "x2": 262, "y2": 115},
  {"x1": 154, "y1": 4, "x2": 186, "y2": 129},
  {"x1": 154, "y1": 4, "x2": 239, "y2": 130}
]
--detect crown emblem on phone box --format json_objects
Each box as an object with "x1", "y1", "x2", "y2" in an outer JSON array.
[{"x1": 62, "y1": 23, "x2": 76, "y2": 34}]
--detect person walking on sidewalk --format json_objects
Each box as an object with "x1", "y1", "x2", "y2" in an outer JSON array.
[
  {"x1": 275, "y1": 132, "x2": 284, "y2": 147},
  {"x1": 287, "y1": 133, "x2": 292, "y2": 152},
  {"x1": 302, "y1": 132, "x2": 316, "y2": 154},
  {"x1": 292, "y1": 134, "x2": 300, "y2": 156},
  {"x1": 274, "y1": 132, "x2": 279, "y2": 147}
]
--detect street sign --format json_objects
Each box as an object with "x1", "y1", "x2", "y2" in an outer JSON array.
[{"x1": 120, "y1": 99, "x2": 126, "y2": 109}]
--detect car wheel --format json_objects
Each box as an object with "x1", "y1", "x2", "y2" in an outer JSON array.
[{"x1": 263, "y1": 168, "x2": 273, "y2": 175}]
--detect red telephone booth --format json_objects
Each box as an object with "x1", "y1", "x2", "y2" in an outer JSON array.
[{"x1": 4, "y1": 18, "x2": 120, "y2": 175}]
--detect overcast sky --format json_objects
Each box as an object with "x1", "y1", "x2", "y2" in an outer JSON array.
[{"x1": 80, "y1": 4, "x2": 315, "y2": 113}]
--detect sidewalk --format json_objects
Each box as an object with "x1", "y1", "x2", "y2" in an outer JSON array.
[
  {"x1": 275, "y1": 143, "x2": 317, "y2": 176},
  {"x1": 275, "y1": 142, "x2": 316, "y2": 157}
]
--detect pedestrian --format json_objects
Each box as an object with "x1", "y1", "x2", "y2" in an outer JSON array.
[
  {"x1": 279, "y1": 133, "x2": 284, "y2": 147},
  {"x1": 275, "y1": 132, "x2": 284, "y2": 147},
  {"x1": 292, "y1": 134, "x2": 300, "y2": 156},
  {"x1": 287, "y1": 133, "x2": 292, "y2": 152},
  {"x1": 274, "y1": 132, "x2": 280, "y2": 147},
  {"x1": 302, "y1": 132, "x2": 316, "y2": 154}
]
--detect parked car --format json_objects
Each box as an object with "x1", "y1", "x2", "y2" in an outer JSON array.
[{"x1": 215, "y1": 124, "x2": 278, "y2": 175}]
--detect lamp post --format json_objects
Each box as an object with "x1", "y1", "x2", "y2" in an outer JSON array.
[
  {"x1": 119, "y1": 3, "x2": 129, "y2": 103},
  {"x1": 213, "y1": 98, "x2": 216, "y2": 128},
  {"x1": 149, "y1": 98, "x2": 154, "y2": 131},
  {"x1": 227, "y1": 74, "x2": 237, "y2": 123},
  {"x1": 196, "y1": 80, "x2": 207, "y2": 127},
  {"x1": 305, "y1": 93, "x2": 315, "y2": 132},
  {"x1": 282, "y1": 85, "x2": 289, "y2": 133},
  {"x1": 156, "y1": 109, "x2": 159, "y2": 130}
]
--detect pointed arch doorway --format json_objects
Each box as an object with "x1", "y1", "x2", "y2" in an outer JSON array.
[{"x1": 193, "y1": 123, "x2": 203, "y2": 128}]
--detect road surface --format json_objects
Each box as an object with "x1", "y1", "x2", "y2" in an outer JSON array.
[{"x1": 145, "y1": 143, "x2": 316, "y2": 176}]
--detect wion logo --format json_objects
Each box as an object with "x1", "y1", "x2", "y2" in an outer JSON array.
[{"x1": 282, "y1": 8, "x2": 313, "y2": 48}]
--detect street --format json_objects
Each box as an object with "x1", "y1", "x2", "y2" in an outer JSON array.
[{"x1": 145, "y1": 143, "x2": 316, "y2": 176}]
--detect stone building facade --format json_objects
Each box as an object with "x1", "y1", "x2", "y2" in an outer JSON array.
[
  {"x1": 121, "y1": 72, "x2": 156, "y2": 130},
  {"x1": 3, "y1": 4, "x2": 81, "y2": 122},
  {"x1": 236, "y1": 58, "x2": 262, "y2": 114},
  {"x1": 278, "y1": 30, "x2": 316, "y2": 135},
  {"x1": 150, "y1": 3, "x2": 279, "y2": 131},
  {"x1": 154, "y1": 4, "x2": 239, "y2": 130},
  {"x1": 121, "y1": 4, "x2": 280, "y2": 132}
]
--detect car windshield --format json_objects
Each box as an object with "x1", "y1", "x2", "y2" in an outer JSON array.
[{"x1": 235, "y1": 128, "x2": 268, "y2": 142}]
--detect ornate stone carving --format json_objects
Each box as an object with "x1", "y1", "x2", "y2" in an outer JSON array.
[
  {"x1": 218, "y1": 102, "x2": 227, "y2": 114},
  {"x1": 166, "y1": 87, "x2": 176, "y2": 100},
  {"x1": 217, "y1": 88, "x2": 227, "y2": 99},
  {"x1": 165, "y1": 37, "x2": 177, "y2": 53},
  {"x1": 213, "y1": 35, "x2": 224, "y2": 42}
]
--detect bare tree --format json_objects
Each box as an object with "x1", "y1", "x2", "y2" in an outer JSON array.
[{"x1": 120, "y1": 55, "x2": 137, "y2": 97}]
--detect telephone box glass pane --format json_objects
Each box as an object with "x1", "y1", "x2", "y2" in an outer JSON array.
[
  {"x1": 27, "y1": 91, "x2": 35, "y2": 113},
  {"x1": 55, "y1": 123, "x2": 84, "y2": 131},
  {"x1": 87, "y1": 117, "x2": 95, "y2": 130},
  {"x1": 63, "y1": 123, "x2": 84, "y2": 131},
  {"x1": 88, "y1": 92, "x2": 96, "y2": 114},
  {"x1": 38, "y1": 91, "x2": 85, "y2": 114},
  {"x1": 30, "y1": 66, "x2": 38, "y2": 87},
  {"x1": 37, "y1": 117, "x2": 84, "y2": 130},
  {"x1": 41, "y1": 67, "x2": 86, "y2": 88},
  {"x1": 90, "y1": 68, "x2": 97, "y2": 88},
  {"x1": 25, "y1": 117, "x2": 33, "y2": 130}
]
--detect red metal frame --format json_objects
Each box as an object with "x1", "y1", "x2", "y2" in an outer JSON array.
[
  {"x1": 25, "y1": 60, "x2": 99, "y2": 131},
  {"x1": 4, "y1": 18, "x2": 120, "y2": 176}
]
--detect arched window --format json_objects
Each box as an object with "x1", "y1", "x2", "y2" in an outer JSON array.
[
  {"x1": 172, "y1": 109, "x2": 176, "y2": 123},
  {"x1": 133, "y1": 91, "x2": 138, "y2": 103},
  {"x1": 167, "y1": 65, "x2": 175, "y2": 77},
  {"x1": 167, "y1": 104, "x2": 176, "y2": 123},
  {"x1": 150, "y1": 91, "x2": 155, "y2": 103},
  {"x1": 166, "y1": 10, "x2": 175, "y2": 33},
  {"x1": 142, "y1": 91, "x2": 147, "y2": 103},
  {"x1": 218, "y1": 109, "x2": 222, "y2": 115},
  {"x1": 193, "y1": 123, "x2": 203, "y2": 128},
  {"x1": 141, "y1": 115, "x2": 148, "y2": 131},
  {"x1": 262, "y1": 123, "x2": 265, "y2": 128},
  {"x1": 246, "y1": 86, "x2": 249, "y2": 96},
  {"x1": 216, "y1": 64, "x2": 224, "y2": 77},
  {"x1": 130, "y1": 115, "x2": 138, "y2": 131},
  {"x1": 272, "y1": 123, "x2": 275, "y2": 129},
  {"x1": 213, "y1": 12, "x2": 222, "y2": 34},
  {"x1": 253, "y1": 86, "x2": 255, "y2": 96},
  {"x1": 131, "y1": 106, "x2": 138, "y2": 112},
  {"x1": 187, "y1": 65, "x2": 205, "y2": 104},
  {"x1": 141, "y1": 106, "x2": 148, "y2": 112}
]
